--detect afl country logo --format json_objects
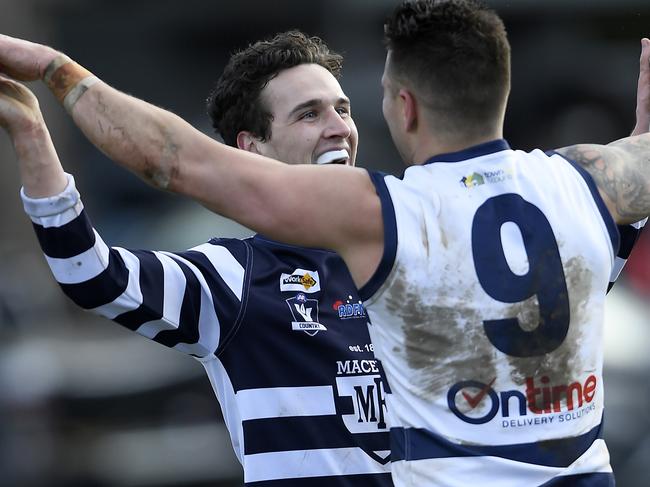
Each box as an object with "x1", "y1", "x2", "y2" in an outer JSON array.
[
  {"x1": 286, "y1": 293, "x2": 327, "y2": 336},
  {"x1": 280, "y1": 268, "x2": 321, "y2": 293}
]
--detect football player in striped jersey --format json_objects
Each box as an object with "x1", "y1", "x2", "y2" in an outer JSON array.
[{"x1": 0, "y1": 31, "x2": 392, "y2": 486}]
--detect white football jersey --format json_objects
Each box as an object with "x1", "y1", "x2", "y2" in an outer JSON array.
[{"x1": 360, "y1": 140, "x2": 618, "y2": 486}]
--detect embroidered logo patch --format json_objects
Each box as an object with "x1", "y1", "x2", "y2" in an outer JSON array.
[{"x1": 286, "y1": 293, "x2": 327, "y2": 336}]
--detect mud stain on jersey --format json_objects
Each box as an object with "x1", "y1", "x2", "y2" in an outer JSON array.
[
  {"x1": 507, "y1": 256, "x2": 594, "y2": 410},
  {"x1": 505, "y1": 296, "x2": 541, "y2": 332},
  {"x1": 385, "y1": 267, "x2": 497, "y2": 398},
  {"x1": 439, "y1": 225, "x2": 448, "y2": 250},
  {"x1": 420, "y1": 215, "x2": 430, "y2": 258}
]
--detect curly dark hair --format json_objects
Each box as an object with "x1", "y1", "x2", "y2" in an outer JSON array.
[
  {"x1": 384, "y1": 0, "x2": 510, "y2": 135},
  {"x1": 207, "y1": 30, "x2": 343, "y2": 147}
]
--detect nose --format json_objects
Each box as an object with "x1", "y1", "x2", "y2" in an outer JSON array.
[{"x1": 323, "y1": 108, "x2": 352, "y2": 139}]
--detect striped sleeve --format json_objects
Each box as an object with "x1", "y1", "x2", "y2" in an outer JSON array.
[
  {"x1": 608, "y1": 219, "x2": 646, "y2": 292},
  {"x1": 21, "y1": 173, "x2": 247, "y2": 358}
]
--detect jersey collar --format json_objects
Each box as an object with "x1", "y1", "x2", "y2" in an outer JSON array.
[{"x1": 423, "y1": 139, "x2": 510, "y2": 165}]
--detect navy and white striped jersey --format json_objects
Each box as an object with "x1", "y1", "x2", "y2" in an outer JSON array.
[
  {"x1": 22, "y1": 174, "x2": 392, "y2": 486},
  {"x1": 360, "y1": 140, "x2": 623, "y2": 486}
]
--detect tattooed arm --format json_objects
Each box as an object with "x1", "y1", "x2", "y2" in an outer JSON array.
[
  {"x1": 556, "y1": 137, "x2": 650, "y2": 225},
  {"x1": 605, "y1": 38, "x2": 650, "y2": 289}
]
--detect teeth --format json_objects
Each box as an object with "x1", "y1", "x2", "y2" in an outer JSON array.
[{"x1": 315, "y1": 149, "x2": 348, "y2": 165}]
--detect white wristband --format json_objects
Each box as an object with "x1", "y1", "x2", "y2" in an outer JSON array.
[{"x1": 63, "y1": 75, "x2": 99, "y2": 113}]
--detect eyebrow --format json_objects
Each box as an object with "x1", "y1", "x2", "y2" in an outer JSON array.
[{"x1": 287, "y1": 97, "x2": 351, "y2": 119}]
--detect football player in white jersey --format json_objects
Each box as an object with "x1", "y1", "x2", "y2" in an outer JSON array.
[{"x1": 1, "y1": 0, "x2": 650, "y2": 485}]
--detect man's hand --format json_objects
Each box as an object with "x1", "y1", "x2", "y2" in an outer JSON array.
[
  {"x1": 0, "y1": 72, "x2": 67, "y2": 197},
  {"x1": 0, "y1": 73, "x2": 43, "y2": 137},
  {"x1": 632, "y1": 38, "x2": 650, "y2": 136},
  {"x1": 0, "y1": 34, "x2": 58, "y2": 82}
]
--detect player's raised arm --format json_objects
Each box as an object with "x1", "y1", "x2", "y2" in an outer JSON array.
[
  {"x1": 607, "y1": 38, "x2": 650, "y2": 289},
  {"x1": 0, "y1": 34, "x2": 384, "y2": 286}
]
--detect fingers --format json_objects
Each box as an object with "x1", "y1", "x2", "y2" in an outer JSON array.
[
  {"x1": 643, "y1": 39, "x2": 650, "y2": 132},
  {"x1": 0, "y1": 34, "x2": 57, "y2": 81},
  {"x1": 0, "y1": 78, "x2": 42, "y2": 134},
  {"x1": 0, "y1": 72, "x2": 35, "y2": 103},
  {"x1": 632, "y1": 38, "x2": 650, "y2": 136},
  {"x1": 0, "y1": 72, "x2": 22, "y2": 96},
  {"x1": 639, "y1": 38, "x2": 649, "y2": 79}
]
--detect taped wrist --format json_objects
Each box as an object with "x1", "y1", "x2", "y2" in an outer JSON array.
[{"x1": 43, "y1": 54, "x2": 98, "y2": 112}]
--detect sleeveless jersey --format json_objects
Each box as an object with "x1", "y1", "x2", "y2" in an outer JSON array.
[
  {"x1": 359, "y1": 140, "x2": 618, "y2": 486},
  {"x1": 22, "y1": 174, "x2": 392, "y2": 486}
]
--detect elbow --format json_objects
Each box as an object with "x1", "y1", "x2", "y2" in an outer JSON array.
[
  {"x1": 140, "y1": 125, "x2": 182, "y2": 191},
  {"x1": 141, "y1": 155, "x2": 176, "y2": 190}
]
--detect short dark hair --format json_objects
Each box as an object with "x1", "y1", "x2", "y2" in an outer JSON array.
[
  {"x1": 384, "y1": 0, "x2": 511, "y2": 135},
  {"x1": 207, "y1": 30, "x2": 343, "y2": 147}
]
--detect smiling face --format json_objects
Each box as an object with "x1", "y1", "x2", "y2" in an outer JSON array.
[{"x1": 250, "y1": 63, "x2": 358, "y2": 166}]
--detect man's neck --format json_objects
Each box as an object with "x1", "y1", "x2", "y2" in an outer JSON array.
[{"x1": 411, "y1": 131, "x2": 503, "y2": 166}]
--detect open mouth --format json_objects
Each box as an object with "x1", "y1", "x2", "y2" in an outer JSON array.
[{"x1": 315, "y1": 149, "x2": 349, "y2": 165}]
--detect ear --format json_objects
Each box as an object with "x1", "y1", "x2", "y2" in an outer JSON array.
[
  {"x1": 236, "y1": 131, "x2": 262, "y2": 154},
  {"x1": 399, "y1": 88, "x2": 418, "y2": 132}
]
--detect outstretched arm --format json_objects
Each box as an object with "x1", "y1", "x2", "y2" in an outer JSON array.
[{"x1": 0, "y1": 34, "x2": 384, "y2": 287}]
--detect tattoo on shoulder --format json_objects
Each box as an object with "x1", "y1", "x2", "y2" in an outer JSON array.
[
  {"x1": 557, "y1": 144, "x2": 617, "y2": 200},
  {"x1": 557, "y1": 140, "x2": 650, "y2": 222}
]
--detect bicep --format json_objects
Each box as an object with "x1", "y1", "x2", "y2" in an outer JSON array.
[
  {"x1": 556, "y1": 142, "x2": 650, "y2": 225},
  {"x1": 168, "y1": 144, "x2": 385, "y2": 286},
  {"x1": 252, "y1": 164, "x2": 385, "y2": 286},
  {"x1": 178, "y1": 154, "x2": 383, "y2": 252}
]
